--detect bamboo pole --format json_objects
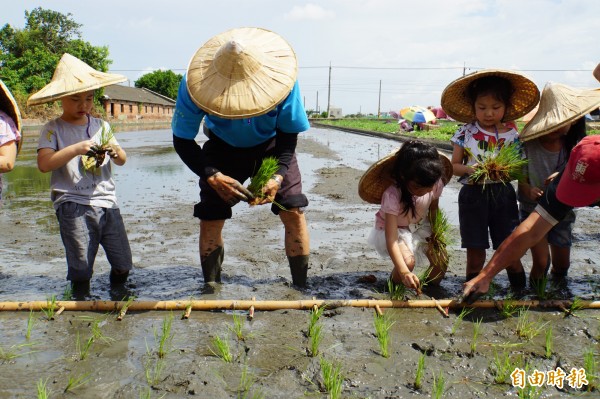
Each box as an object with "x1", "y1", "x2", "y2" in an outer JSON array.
[{"x1": 1, "y1": 299, "x2": 599, "y2": 312}]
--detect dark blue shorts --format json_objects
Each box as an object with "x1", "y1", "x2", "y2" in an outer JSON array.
[
  {"x1": 458, "y1": 184, "x2": 519, "y2": 250},
  {"x1": 193, "y1": 134, "x2": 308, "y2": 220}
]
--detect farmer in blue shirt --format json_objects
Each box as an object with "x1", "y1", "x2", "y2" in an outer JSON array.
[{"x1": 172, "y1": 27, "x2": 311, "y2": 287}]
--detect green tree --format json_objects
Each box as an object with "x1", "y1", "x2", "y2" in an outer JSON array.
[
  {"x1": 0, "y1": 7, "x2": 111, "y2": 96},
  {"x1": 135, "y1": 70, "x2": 182, "y2": 100}
]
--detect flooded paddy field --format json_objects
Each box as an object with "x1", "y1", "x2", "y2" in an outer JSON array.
[{"x1": 0, "y1": 126, "x2": 598, "y2": 398}]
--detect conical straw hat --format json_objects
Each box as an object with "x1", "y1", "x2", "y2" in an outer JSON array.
[
  {"x1": 27, "y1": 53, "x2": 127, "y2": 106},
  {"x1": 358, "y1": 146, "x2": 453, "y2": 204},
  {"x1": 441, "y1": 69, "x2": 540, "y2": 123},
  {"x1": 0, "y1": 79, "x2": 22, "y2": 154},
  {"x1": 186, "y1": 27, "x2": 297, "y2": 119},
  {"x1": 520, "y1": 82, "x2": 600, "y2": 142}
]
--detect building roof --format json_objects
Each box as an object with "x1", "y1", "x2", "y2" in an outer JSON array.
[{"x1": 102, "y1": 85, "x2": 176, "y2": 106}]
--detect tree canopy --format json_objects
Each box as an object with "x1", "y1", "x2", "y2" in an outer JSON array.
[
  {"x1": 135, "y1": 69, "x2": 182, "y2": 100},
  {"x1": 0, "y1": 7, "x2": 112, "y2": 96}
]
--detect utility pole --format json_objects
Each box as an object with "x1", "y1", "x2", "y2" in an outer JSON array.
[
  {"x1": 327, "y1": 62, "x2": 331, "y2": 118},
  {"x1": 463, "y1": 61, "x2": 466, "y2": 76},
  {"x1": 316, "y1": 91, "x2": 319, "y2": 113},
  {"x1": 377, "y1": 79, "x2": 381, "y2": 118}
]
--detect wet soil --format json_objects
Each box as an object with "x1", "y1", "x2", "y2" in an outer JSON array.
[{"x1": 0, "y1": 126, "x2": 598, "y2": 398}]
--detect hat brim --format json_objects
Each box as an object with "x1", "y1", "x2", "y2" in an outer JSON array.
[
  {"x1": 441, "y1": 69, "x2": 540, "y2": 123},
  {"x1": 27, "y1": 53, "x2": 127, "y2": 106},
  {"x1": 520, "y1": 84, "x2": 600, "y2": 142},
  {"x1": 556, "y1": 171, "x2": 600, "y2": 207},
  {"x1": 358, "y1": 147, "x2": 453, "y2": 204},
  {"x1": 186, "y1": 27, "x2": 297, "y2": 119},
  {"x1": 0, "y1": 80, "x2": 22, "y2": 154}
]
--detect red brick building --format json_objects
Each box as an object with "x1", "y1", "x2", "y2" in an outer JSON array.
[{"x1": 100, "y1": 85, "x2": 176, "y2": 121}]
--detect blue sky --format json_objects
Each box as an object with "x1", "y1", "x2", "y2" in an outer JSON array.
[{"x1": 4, "y1": 0, "x2": 600, "y2": 115}]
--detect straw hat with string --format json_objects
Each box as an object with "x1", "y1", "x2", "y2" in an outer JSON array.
[
  {"x1": 441, "y1": 69, "x2": 540, "y2": 123},
  {"x1": 27, "y1": 53, "x2": 127, "y2": 106},
  {"x1": 358, "y1": 146, "x2": 453, "y2": 204},
  {"x1": 520, "y1": 82, "x2": 600, "y2": 142},
  {"x1": 186, "y1": 27, "x2": 297, "y2": 119},
  {"x1": 0, "y1": 79, "x2": 23, "y2": 154}
]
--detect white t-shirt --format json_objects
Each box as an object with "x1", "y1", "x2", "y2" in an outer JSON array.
[{"x1": 37, "y1": 116, "x2": 120, "y2": 210}]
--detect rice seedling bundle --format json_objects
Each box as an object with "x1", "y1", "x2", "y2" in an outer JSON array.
[
  {"x1": 428, "y1": 208, "x2": 450, "y2": 272},
  {"x1": 82, "y1": 124, "x2": 115, "y2": 171},
  {"x1": 468, "y1": 142, "x2": 527, "y2": 185},
  {"x1": 247, "y1": 157, "x2": 279, "y2": 201}
]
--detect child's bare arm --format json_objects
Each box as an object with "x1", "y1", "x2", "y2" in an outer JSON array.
[
  {"x1": 384, "y1": 214, "x2": 420, "y2": 291},
  {"x1": 37, "y1": 139, "x2": 95, "y2": 173},
  {"x1": 451, "y1": 143, "x2": 475, "y2": 177}
]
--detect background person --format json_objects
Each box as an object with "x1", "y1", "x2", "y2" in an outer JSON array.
[
  {"x1": 517, "y1": 83, "x2": 600, "y2": 287},
  {"x1": 0, "y1": 80, "x2": 22, "y2": 200},
  {"x1": 172, "y1": 27, "x2": 311, "y2": 287},
  {"x1": 462, "y1": 135, "x2": 600, "y2": 302},
  {"x1": 30, "y1": 53, "x2": 132, "y2": 299},
  {"x1": 441, "y1": 69, "x2": 540, "y2": 291},
  {"x1": 359, "y1": 141, "x2": 453, "y2": 292}
]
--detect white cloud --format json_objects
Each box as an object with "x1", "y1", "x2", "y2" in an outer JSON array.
[{"x1": 284, "y1": 4, "x2": 334, "y2": 20}]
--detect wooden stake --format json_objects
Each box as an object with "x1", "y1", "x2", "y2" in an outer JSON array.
[
  {"x1": 248, "y1": 297, "x2": 256, "y2": 320},
  {"x1": 182, "y1": 304, "x2": 192, "y2": 320},
  {"x1": 431, "y1": 297, "x2": 449, "y2": 318},
  {"x1": 51, "y1": 306, "x2": 65, "y2": 320},
  {"x1": 375, "y1": 304, "x2": 383, "y2": 316}
]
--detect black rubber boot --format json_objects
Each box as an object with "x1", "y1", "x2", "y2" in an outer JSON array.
[
  {"x1": 110, "y1": 270, "x2": 129, "y2": 285},
  {"x1": 288, "y1": 255, "x2": 309, "y2": 288},
  {"x1": 201, "y1": 246, "x2": 224, "y2": 283},
  {"x1": 507, "y1": 270, "x2": 527, "y2": 290},
  {"x1": 71, "y1": 280, "x2": 90, "y2": 300}
]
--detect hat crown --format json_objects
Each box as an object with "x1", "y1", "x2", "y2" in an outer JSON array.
[{"x1": 213, "y1": 40, "x2": 263, "y2": 82}]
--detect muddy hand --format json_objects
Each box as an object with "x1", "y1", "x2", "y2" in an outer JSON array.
[
  {"x1": 252, "y1": 176, "x2": 281, "y2": 206},
  {"x1": 459, "y1": 278, "x2": 489, "y2": 305},
  {"x1": 401, "y1": 272, "x2": 421, "y2": 294},
  {"x1": 208, "y1": 172, "x2": 254, "y2": 206}
]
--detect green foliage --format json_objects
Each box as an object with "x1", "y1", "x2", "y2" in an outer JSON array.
[
  {"x1": 373, "y1": 312, "x2": 395, "y2": 358},
  {"x1": 0, "y1": 7, "x2": 112, "y2": 104},
  {"x1": 135, "y1": 69, "x2": 182, "y2": 100}
]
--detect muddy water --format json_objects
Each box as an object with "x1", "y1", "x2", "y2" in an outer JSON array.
[{"x1": 0, "y1": 126, "x2": 598, "y2": 398}]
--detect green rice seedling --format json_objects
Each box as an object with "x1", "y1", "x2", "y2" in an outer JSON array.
[
  {"x1": 82, "y1": 123, "x2": 116, "y2": 171},
  {"x1": 117, "y1": 295, "x2": 136, "y2": 320},
  {"x1": 63, "y1": 373, "x2": 91, "y2": 393},
  {"x1": 139, "y1": 387, "x2": 152, "y2": 399},
  {"x1": 531, "y1": 274, "x2": 549, "y2": 300},
  {"x1": 76, "y1": 331, "x2": 94, "y2": 360},
  {"x1": 565, "y1": 296, "x2": 585, "y2": 317},
  {"x1": 468, "y1": 142, "x2": 527, "y2": 187},
  {"x1": 490, "y1": 350, "x2": 523, "y2": 384},
  {"x1": 25, "y1": 309, "x2": 36, "y2": 340},
  {"x1": 144, "y1": 357, "x2": 166, "y2": 386},
  {"x1": 37, "y1": 378, "x2": 50, "y2": 399},
  {"x1": 516, "y1": 363, "x2": 543, "y2": 399},
  {"x1": 210, "y1": 335, "x2": 233, "y2": 363},
  {"x1": 544, "y1": 327, "x2": 553, "y2": 359},
  {"x1": 62, "y1": 284, "x2": 73, "y2": 300},
  {"x1": 373, "y1": 312, "x2": 395, "y2": 358},
  {"x1": 387, "y1": 278, "x2": 407, "y2": 300},
  {"x1": 91, "y1": 317, "x2": 114, "y2": 345},
  {"x1": 246, "y1": 156, "x2": 286, "y2": 210},
  {"x1": 451, "y1": 307, "x2": 474, "y2": 335},
  {"x1": 428, "y1": 208, "x2": 451, "y2": 274},
  {"x1": 0, "y1": 342, "x2": 37, "y2": 363},
  {"x1": 41, "y1": 295, "x2": 58, "y2": 321},
  {"x1": 320, "y1": 357, "x2": 344, "y2": 399},
  {"x1": 500, "y1": 296, "x2": 520, "y2": 318},
  {"x1": 470, "y1": 318, "x2": 483, "y2": 354},
  {"x1": 414, "y1": 353, "x2": 426, "y2": 390},
  {"x1": 584, "y1": 347, "x2": 598, "y2": 391},
  {"x1": 229, "y1": 312, "x2": 246, "y2": 341},
  {"x1": 416, "y1": 268, "x2": 432, "y2": 295},
  {"x1": 237, "y1": 364, "x2": 264, "y2": 399},
  {"x1": 515, "y1": 308, "x2": 548, "y2": 341},
  {"x1": 308, "y1": 305, "x2": 325, "y2": 337},
  {"x1": 155, "y1": 313, "x2": 174, "y2": 359},
  {"x1": 309, "y1": 322, "x2": 323, "y2": 357},
  {"x1": 432, "y1": 371, "x2": 445, "y2": 399}
]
